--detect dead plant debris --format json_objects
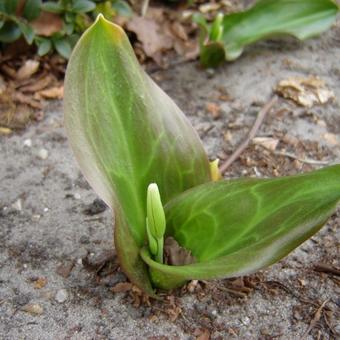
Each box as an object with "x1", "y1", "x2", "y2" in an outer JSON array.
[{"x1": 276, "y1": 76, "x2": 335, "y2": 108}]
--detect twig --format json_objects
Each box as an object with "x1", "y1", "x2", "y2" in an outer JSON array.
[
  {"x1": 219, "y1": 96, "x2": 278, "y2": 174},
  {"x1": 302, "y1": 299, "x2": 329, "y2": 339},
  {"x1": 141, "y1": 0, "x2": 150, "y2": 17},
  {"x1": 314, "y1": 263, "x2": 340, "y2": 277},
  {"x1": 274, "y1": 151, "x2": 330, "y2": 165}
]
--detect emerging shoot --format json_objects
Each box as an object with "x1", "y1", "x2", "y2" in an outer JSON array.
[{"x1": 146, "y1": 183, "x2": 166, "y2": 264}]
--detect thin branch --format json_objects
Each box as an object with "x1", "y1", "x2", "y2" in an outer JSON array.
[
  {"x1": 273, "y1": 151, "x2": 330, "y2": 165},
  {"x1": 219, "y1": 96, "x2": 278, "y2": 174}
]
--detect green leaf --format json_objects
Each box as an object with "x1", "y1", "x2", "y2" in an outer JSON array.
[
  {"x1": 112, "y1": 0, "x2": 132, "y2": 17},
  {"x1": 18, "y1": 21, "x2": 35, "y2": 44},
  {"x1": 54, "y1": 37, "x2": 72, "y2": 58},
  {"x1": 23, "y1": 0, "x2": 41, "y2": 21},
  {"x1": 0, "y1": 21, "x2": 21, "y2": 43},
  {"x1": 3, "y1": 0, "x2": 19, "y2": 14},
  {"x1": 64, "y1": 15, "x2": 211, "y2": 293},
  {"x1": 71, "y1": 0, "x2": 96, "y2": 13},
  {"x1": 0, "y1": 21, "x2": 4, "y2": 30},
  {"x1": 41, "y1": 1, "x2": 64, "y2": 14},
  {"x1": 200, "y1": 0, "x2": 339, "y2": 67},
  {"x1": 36, "y1": 37, "x2": 52, "y2": 56},
  {"x1": 141, "y1": 165, "x2": 340, "y2": 289}
]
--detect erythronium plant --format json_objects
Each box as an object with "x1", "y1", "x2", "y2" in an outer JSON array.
[
  {"x1": 64, "y1": 15, "x2": 340, "y2": 297},
  {"x1": 194, "y1": 0, "x2": 339, "y2": 67}
]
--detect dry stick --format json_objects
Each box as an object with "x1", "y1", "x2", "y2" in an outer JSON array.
[
  {"x1": 219, "y1": 96, "x2": 278, "y2": 174},
  {"x1": 302, "y1": 299, "x2": 329, "y2": 340},
  {"x1": 274, "y1": 151, "x2": 330, "y2": 165}
]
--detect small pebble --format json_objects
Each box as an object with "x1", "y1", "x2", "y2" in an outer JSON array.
[
  {"x1": 74, "y1": 193, "x2": 81, "y2": 200},
  {"x1": 55, "y1": 289, "x2": 68, "y2": 303},
  {"x1": 38, "y1": 148, "x2": 49, "y2": 160},
  {"x1": 22, "y1": 303, "x2": 44, "y2": 315},
  {"x1": 23, "y1": 139, "x2": 32, "y2": 147},
  {"x1": 12, "y1": 199, "x2": 22, "y2": 211}
]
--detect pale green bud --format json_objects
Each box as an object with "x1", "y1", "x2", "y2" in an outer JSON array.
[
  {"x1": 147, "y1": 183, "x2": 166, "y2": 239},
  {"x1": 210, "y1": 13, "x2": 224, "y2": 41},
  {"x1": 146, "y1": 218, "x2": 158, "y2": 256}
]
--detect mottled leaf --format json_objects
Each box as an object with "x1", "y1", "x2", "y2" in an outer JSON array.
[
  {"x1": 141, "y1": 165, "x2": 340, "y2": 289},
  {"x1": 64, "y1": 16, "x2": 210, "y2": 293}
]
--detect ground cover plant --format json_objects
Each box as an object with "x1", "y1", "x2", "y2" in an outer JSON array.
[
  {"x1": 0, "y1": 0, "x2": 131, "y2": 58},
  {"x1": 195, "y1": 0, "x2": 339, "y2": 67},
  {"x1": 64, "y1": 15, "x2": 340, "y2": 297}
]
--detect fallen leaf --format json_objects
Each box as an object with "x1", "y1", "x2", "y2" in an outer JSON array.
[
  {"x1": 16, "y1": 60, "x2": 40, "y2": 80},
  {"x1": 164, "y1": 237, "x2": 196, "y2": 266},
  {"x1": 31, "y1": 11, "x2": 63, "y2": 36},
  {"x1": 276, "y1": 76, "x2": 334, "y2": 107},
  {"x1": 21, "y1": 304, "x2": 44, "y2": 315},
  {"x1": 253, "y1": 137, "x2": 279, "y2": 151},
  {"x1": 126, "y1": 10, "x2": 173, "y2": 63}
]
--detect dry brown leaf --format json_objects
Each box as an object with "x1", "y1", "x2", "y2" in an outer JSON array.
[
  {"x1": 16, "y1": 60, "x2": 40, "y2": 80},
  {"x1": 164, "y1": 237, "x2": 196, "y2": 266},
  {"x1": 37, "y1": 86, "x2": 64, "y2": 99},
  {"x1": 276, "y1": 76, "x2": 334, "y2": 107},
  {"x1": 111, "y1": 282, "x2": 132, "y2": 293},
  {"x1": 126, "y1": 12, "x2": 173, "y2": 63},
  {"x1": 253, "y1": 137, "x2": 279, "y2": 151},
  {"x1": 31, "y1": 11, "x2": 63, "y2": 36}
]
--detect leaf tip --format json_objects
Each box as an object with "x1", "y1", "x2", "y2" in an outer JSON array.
[{"x1": 93, "y1": 14, "x2": 125, "y2": 43}]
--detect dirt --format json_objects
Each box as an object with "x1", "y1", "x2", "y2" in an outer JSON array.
[{"x1": 1, "y1": 18, "x2": 340, "y2": 340}]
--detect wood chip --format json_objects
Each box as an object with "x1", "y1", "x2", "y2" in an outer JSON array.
[
  {"x1": 37, "y1": 86, "x2": 64, "y2": 99},
  {"x1": 16, "y1": 60, "x2": 40, "y2": 80}
]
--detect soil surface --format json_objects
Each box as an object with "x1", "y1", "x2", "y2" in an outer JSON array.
[{"x1": 1, "y1": 18, "x2": 340, "y2": 340}]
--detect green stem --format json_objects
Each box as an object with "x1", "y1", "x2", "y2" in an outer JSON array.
[{"x1": 156, "y1": 237, "x2": 164, "y2": 264}]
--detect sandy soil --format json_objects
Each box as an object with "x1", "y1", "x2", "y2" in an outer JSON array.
[{"x1": 1, "y1": 18, "x2": 340, "y2": 340}]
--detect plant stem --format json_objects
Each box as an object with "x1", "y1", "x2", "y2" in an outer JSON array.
[{"x1": 156, "y1": 237, "x2": 164, "y2": 264}]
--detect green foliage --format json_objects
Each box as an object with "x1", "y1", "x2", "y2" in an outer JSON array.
[
  {"x1": 64, "y1": 16, "x2": 211, "y2": 295},
  {"x1": 64, "y1": 17, "x2": 340, "y2": 296},
  {"x1": 0, "y1": 0, "x2": 131, "y2": 58},
  {"x1": 195, "y1": 0, "x2": 339, "y2": 67}
]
